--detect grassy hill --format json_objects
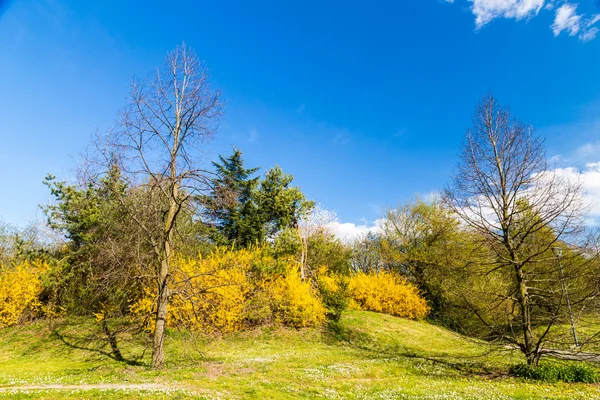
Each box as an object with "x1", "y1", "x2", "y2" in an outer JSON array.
[{"x1": 0, "y1": 310, "x2": 599, "y2": 399}]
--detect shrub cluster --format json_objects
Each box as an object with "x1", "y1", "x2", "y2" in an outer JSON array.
[
  {"x1": 265, "y1": 267, "x2": 326, "y2": 328},
  {"x1": 348, "y1": 270, "x2": 429, "y2": 319},
  {"x1": 0, "y1": 260, "x2": 49, "y2": 327},
  {"x1": 1, "y1": 249, "x2": 431, "y2": 334},
  {"x1": 510, "y1": 362, "x2": 599, "y2": 383},
  {"x1": 315, "y1": 267, "x2": 349, "y2": 322},
  {"x1": 130, "y1": 249, "x2": 251, "y2": 334},
  {"x1": 129, "y1": 248, "x2": 327, "y2": 333}
]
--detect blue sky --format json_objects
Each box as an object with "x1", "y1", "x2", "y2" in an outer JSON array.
[{"x1": 1, "y1": 0, "x2": 599, "y2": 235}]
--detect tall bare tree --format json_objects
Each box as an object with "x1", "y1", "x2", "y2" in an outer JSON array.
[
  {"x1": 297, "y1": 205, "x2": 338, "y2": 278},
  {"x1": 444, "y1": 94, "x2": 597, "y2": 365},
  {"x1": 106, "y1": 44, "x2": 223, "y2": 368}
]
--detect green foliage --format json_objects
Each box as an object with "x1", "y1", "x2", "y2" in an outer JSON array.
[
  {"x1": 42, "y1": 175, "x2": 99, "y2": 247},
  {"x1": 306, "y1": 231, "x2": 352, "y2": 275},
  {"x1": 243, "y1": 290, "x2": 273, "y2": 326},
  {"x1": 247, "y1": 250, "x2": 289, "y2": 279},
  {"x1": 316, "y1": 268, "x2": 349, "y2": 322},
  {"x1": 203, "y1": 148, "x2": 314, "y2": 248},
  {"x1": 42, "y1": 165, "x2": 127, "y2": 249},
  {"x1": 272, "y1": 227, "x2": 302, "y2": 258},
  {"x1": 0, "y1": 221, "x2": 52, "y2": 266},
  {"x1": 383, "y1": 199, "x2": 459, "y2": 287},
  {"x1": 510, "y1": 362, "x2": 599, "y2": 383},
  {"x1": 0, "y1": 222, "x2": 13, "y2": 266},
  {"x1": 202, "y1": 148, "x2": 261, "y2": 247},
  {"x1": 380, "y1": 198, "x2": 476, "y2": 323},
  {"x1": 256, "y1": 165, "x2": 314, "y2": 239},
  {"x1": 41, "y1": 166, "x2": 150, "y2": 316}
]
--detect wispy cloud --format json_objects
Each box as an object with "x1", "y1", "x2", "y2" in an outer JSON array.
[
  {"x1": 471, "y1": 0, "x2": 545, "y2": 28},
  {"x1": 552, "y1": 3, "x2": 582, "y2": 36},
  {"x1": 577, "y1": 141, "x2": 600, "y2": 160},
  {"x1": 445, "y1": 0, "x2": 600, "y2": 41},
  {"x1": 248, "y1": 127, "x2": 259, "y2": 142},
  {"x1": 328, "y1": 220, "x2": 383, "y2": 243}
]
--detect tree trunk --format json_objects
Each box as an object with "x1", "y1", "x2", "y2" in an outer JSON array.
[
  {"x1": 152, "y1": 247, "x2": 170, "y2": 369},
  {"x1": 152, "y1": 191, "x2": 177, "y2": 369},
  {"x1": 297, "y1": 226, "x2": 306, "y2": 280},
  {"x1": 514, "y1": 264, "x2": 536, "y2": 365}
]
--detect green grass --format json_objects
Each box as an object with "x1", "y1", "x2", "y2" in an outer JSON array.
[
  {"x1": 535, "y1": 317, "x2": 600, "y2": 353},
  {"x1": 1, "y1": 311, "x2": 599, "y2": 399}
]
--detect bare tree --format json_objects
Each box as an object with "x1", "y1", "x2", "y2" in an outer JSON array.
[
  {"x1": 444, "y1": 94, "x2": 598, "y2": 365},
  {"x1": 297, "y1": 205, "x2": 338, "y2": 279},
  {"x1": 106, "y1": 44, "x2": 223, "y2": 368},
  {"x1": 351, "y1": 232, "x2": 387, "y2": 273}
]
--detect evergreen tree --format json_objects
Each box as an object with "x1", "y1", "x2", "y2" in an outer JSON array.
[
  {"x1": 203, "y1": 149, "x2": 314, "y2": 248},
  {"x1": 202, "y1": 148, "x2": 260, "y2": 246},
  {"x1": 256, "y1": 165, "x2": 314, "y2": 240},
  {"x1": 42, "y1": 165, "x2": 151, "y2": 315}
]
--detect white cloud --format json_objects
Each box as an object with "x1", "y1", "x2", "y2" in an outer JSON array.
[
  {"x1": 471, "y1": 0, "x2": 545, "y2": 28},
  {"x1": 445, "y1": 0, "x2": 600, "y2": 41},
  {"x1": 552, "y1": 4, "x2": 582, "y2": 36},
  {"x1": 328, "y1": 220, "x2": 383, "y2": 243},
  {"x1": 580, "y1": 14, "x2": 600, "y2": 41},
  {"x1": 552, "y1": 162, "x2": 600, "y2": 225},
  {"x1": 577, "y1": 141, "x2": 600, "y2": 159},
  {"x1": 333, "y1": 160, "x2": 600, "y2": 246},
  {"x1": 580, "y1": 27, "x2": 598, "y2": 41}
]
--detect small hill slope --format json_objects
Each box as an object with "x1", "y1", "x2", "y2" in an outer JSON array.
[{"x1": 0, "y1": 311, "x2": 598, "y2": 399}]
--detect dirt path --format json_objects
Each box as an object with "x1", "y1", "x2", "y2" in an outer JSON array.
[{"x1": 0, "y1": 383, "x2": 175, "y2": 392}]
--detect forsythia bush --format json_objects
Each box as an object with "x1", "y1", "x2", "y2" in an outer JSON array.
[
  {"x1": 131, "y1": 249, "x2": 251, "y2": 334},
  {"x1": 266, "y1": 267, "x2": 326, "y2": 328},
  {"x1": 130, "y1": 248, "x2": 327, "y2": 333},
  {"x1": 174, "y1": 250, "x2": 250, "y2": 334},
  {"x1": 348, "y1": 270, "x2": 429, "y2": 319},
  {"x1": 0, "y1": 260, "x2": 49, "y2": 327}
]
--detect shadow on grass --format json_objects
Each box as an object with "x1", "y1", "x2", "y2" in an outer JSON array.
[
  {"x1": 50, "y1": 320, "x2": 146, "y2": 367},
  {"x1": 323, "y1": 320, "x2": 507, "y2": 377}
]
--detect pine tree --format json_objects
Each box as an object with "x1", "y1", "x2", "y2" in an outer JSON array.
[
  {"x1": 203, "y1": 149, "x2": 314, "y2": 248},
  {"x1": 202, "y1": 148, "x2": 260, "y2": 246}
]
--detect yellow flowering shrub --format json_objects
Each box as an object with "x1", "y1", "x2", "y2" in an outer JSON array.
[
  {"x1": 130, "y1": 248, "x2": 251, "y2": 334},
  {"x1": 317, "y1": 266, "x2": 341, "y2": 293},
  {"x1": 348, "y1": 270, "x2": 429, "y2": 319},
  {"x1": 0, "y1": 260, "x2": 49, "y2": 327},
  {"x1": 128, "y1": 287, "x2": 155, "y2": 330},
  {"x1": 266, "y1": 267, "x2": 326, "y2": 328},
  {"x1": 178, "y1": 251, "x2": 250, "y2": 334},
  {"x1": 130, "y1": 248, "x2": 328, "y2": 334}
]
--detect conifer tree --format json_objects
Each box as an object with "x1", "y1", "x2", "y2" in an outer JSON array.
[
  {"x1": 203, "y1": 150, "x2": 314, "y2": 248},
  {"x1": 202, "y1": 148, "x2": 260, "y2": 246}
]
